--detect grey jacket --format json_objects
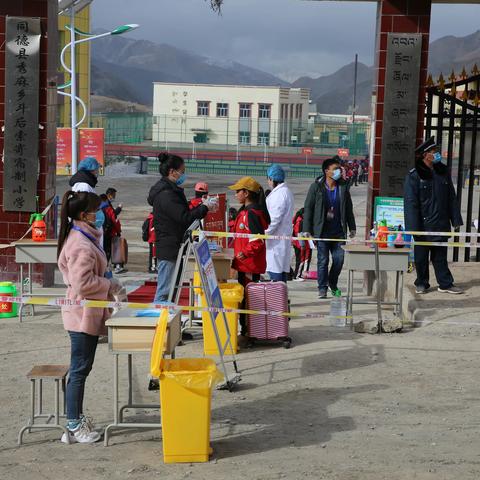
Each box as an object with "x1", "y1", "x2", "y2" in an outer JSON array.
[{"x1": 303, "y1": 177, "x2": 356, "y2": 238}]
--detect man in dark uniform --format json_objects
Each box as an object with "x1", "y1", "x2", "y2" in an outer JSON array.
[{"x1": 404, "y1": 136, "x2": 463, "y2": 295}]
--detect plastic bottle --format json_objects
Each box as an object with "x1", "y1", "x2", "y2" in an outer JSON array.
[
  {"x1": 376, "y1": 219, "x2": 389, "y2": 248},
  {"x1": 329, "y1": 290, "x2": 347, "y2": 327},
  {"x1": 394, "y1": 225, "x2": 405, "y2": 248},
  {"x1": 29, "y1": 213, "x2": 46, "y2": 242}
]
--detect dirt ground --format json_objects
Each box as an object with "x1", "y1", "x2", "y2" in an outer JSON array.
[{"x1": 1, "y1": 173, "x2": 480, "y2": 479}]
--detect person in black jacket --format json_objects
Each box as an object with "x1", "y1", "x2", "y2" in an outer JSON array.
[
  {"x1": 404, "y1": 136, "x2": 463, "y2": 295},
  {"x1": 303, "y1": 158, "x2": 356, "y2": 298},
  {"x1": 147, "y1": 153, "x2": 216, "y2": 302}
]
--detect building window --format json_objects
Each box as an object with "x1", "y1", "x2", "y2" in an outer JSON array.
[
  {"x1": 216, "y1": 103, "x2": 229, "y2": 117},
  {"x1": 320, "y1": 131, "x2": 329, "y2": 144},
  {"x1": 239, "y1": 131, "x2": 251, "y2": 145},
  {"x1": 258, "y1": 132, "x2": 270, "y2": 146},
  {"x1": 258, "y1": 104, "x2": 271, "y2": 119},
  {"x1": 239, "y1": 103, "x2": 252, "y2": 118},
  {"x1": 197, "y1": 101, "x2": 210, "y2": 116}
]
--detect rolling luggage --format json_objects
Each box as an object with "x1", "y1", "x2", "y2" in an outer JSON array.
[
  {"x1": 246, "y1": 281, "x2": 292, "y2": 348},
  {"x1": 112, "y1": 236, "x2": 128, "y2": 265}
]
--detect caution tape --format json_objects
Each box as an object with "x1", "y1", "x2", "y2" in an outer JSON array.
[
  {"x1": 0, "y1": 295, "x2": 349, "y2": 321},
  {"x1": 195, "y1": 230, "x2": 480, "y2": 249}
]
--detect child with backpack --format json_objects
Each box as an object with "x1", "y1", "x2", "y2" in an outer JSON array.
[
  {"x1": 292, "y1": 208, "x2": 312, "y2": 281},
  {"x1": 142, "y1": 212, "x2": 157, "y2": 273}
]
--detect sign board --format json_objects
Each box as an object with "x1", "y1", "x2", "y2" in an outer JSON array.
[
  {"x1": 337, "y1": 148, "x2": 350, "y2": 158},
  {"x1": 380, "y1": 33, "x2": 422, "y2": 196},
  {"x1": 302, "y1": 147, "x2": 313, "y2": 155},
  {"x1": 374, "y1": 196, "x2": 405, "y2": 228},
  {"x1": 79, "y1": 128, "x2": 105, "y2": 175},
  {"x1": 204, "y1": 193, "x2": 227, "y2": 249},
  {"x1": 193, "y1": 237, "x2": 223, "y2": 312},
  {"x1": 3, "y1": 16, "x2": 41, "y2": 211},
  {"x1": 56, "y1": 128, "x2": 72, "y2": 175}
]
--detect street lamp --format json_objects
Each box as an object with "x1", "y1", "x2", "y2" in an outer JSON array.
[{"x1": 59, "y1": 16, "x2": 139, "y2": 173}]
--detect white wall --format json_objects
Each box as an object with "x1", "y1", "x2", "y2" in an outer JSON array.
[{"x1": 152, "y1": 83, "x2": 310, "y2": 147}]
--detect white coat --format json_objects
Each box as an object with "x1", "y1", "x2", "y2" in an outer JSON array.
[{"x1": 265, "y1": 182, "x2": 295, "y2": 274}]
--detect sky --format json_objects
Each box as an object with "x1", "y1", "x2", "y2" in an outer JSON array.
[{"x1": 92, "y1": 0, "x2": 480, "y2": 82}]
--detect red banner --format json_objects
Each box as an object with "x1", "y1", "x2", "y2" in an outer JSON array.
[
  {"x1": 337, "y1": 148, "x2": 350, "y2": 158},
  {"x1": 79, "y1": 128, "x2": 105, "y2": 175},
  {"x1": 204, "y1": 193, "x2": 227, "y2": 248},
  {"x1": 56, "y1": 128, "x2": 72, "y2": 176}
]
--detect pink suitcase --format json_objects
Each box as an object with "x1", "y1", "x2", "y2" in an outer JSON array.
[{"x1": 246, "y1": 282, "x2": 292, "y2": 348}]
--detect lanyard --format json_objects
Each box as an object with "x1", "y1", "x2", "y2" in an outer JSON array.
[
  {"x1": 71, "y1": 225, "x2": 105, "y2": 256},
  {"x1": 327, "y1": 186, "x2": 337, "y2": 207}
]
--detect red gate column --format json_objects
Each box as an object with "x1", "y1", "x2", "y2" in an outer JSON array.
[
  {"x1": 367, "y1": 0, "x2": 432, "y2": 231},
  {"x1": 0, "y1": 0, "x2": 57, "y2": 285}
]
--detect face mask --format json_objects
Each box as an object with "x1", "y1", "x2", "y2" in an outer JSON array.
[
  {"x1": 176, "y1": 172, "x2": 186, "y2": 186},
  {"x1": 94, "y1": 209, "x2": 105, "y2": 229},
  {"x1": 332, "y1": 169, "x2": 342, "y2": 181},
  {"x1": 433, "y1": 152, "x2": 442, "y2": 164}
]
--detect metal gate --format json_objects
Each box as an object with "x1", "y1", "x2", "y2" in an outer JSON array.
[{"x1": 425, "y1": 68, "x2": 480, "y2": 262}]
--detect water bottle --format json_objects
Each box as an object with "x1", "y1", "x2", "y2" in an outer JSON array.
[{"x1": 329, "y1": 290, "x2": 347, "y2": 327}]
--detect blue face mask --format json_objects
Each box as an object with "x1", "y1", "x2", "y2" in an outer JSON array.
[
  {"x1": 332, "y1": 169, "x2": 342, "y2": 181},
  {"x1": 433, "y1": 152, "x2": 442, "y2": 164},
  {"x1": 176, "y1": 172, "x2": 186, "y2": 186},
  {"x1": 95, "y1": 209, "x2": 105, "y2": 229}
]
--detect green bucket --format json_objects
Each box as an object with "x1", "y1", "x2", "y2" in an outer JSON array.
[{"x1": 0, "y1": 282, "x2": 18, "y2": 318}]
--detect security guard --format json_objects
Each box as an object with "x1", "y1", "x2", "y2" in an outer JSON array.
[{"x1": 404, "y1": 136, "x2": 463, "y2": 295}]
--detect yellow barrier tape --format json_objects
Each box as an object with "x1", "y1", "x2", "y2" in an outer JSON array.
[{"x1": 0, "y1": 295, "x2": 350, "y2": 321}]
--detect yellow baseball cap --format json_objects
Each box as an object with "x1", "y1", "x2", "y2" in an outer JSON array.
[{"x1": 228, "y1": 176, "x2": 262, "y2": 193}]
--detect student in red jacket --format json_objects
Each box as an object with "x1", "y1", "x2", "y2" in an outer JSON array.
[
  {"x1": 100, "y1": 194, "x2": 121, "y2": 263},
  {"x1": 142, "y1": 212, "x2": 157, "y2": 273},
  {"x1": 228, "y1": 177, "x2": 270, "y2": 335},
  {"x1": 292, "y1": 208, "x2": 312, "y2": 281},
  {"x1": 188, "y1": 182, "x2": 209, "y2": 209}
]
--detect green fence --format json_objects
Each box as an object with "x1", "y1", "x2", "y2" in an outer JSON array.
[{"x1": 147, "y1": 158, "x2": 323, "y2": 179}]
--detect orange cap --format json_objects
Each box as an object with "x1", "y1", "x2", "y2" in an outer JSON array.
[{"x1": 194, "y1": 182, "x2": 209, "y2": 193}]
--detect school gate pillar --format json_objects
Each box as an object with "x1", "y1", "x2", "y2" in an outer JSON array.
[
  {"x1": 0, "y1": 1, "x2": 57, "y2": 285},
  {"x1": 366, "y1": 0, "x2": 432, "y2": 231}
]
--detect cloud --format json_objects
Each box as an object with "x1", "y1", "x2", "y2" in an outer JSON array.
[{"x1": 91, "y1": 0, "x2": 480, "y2": 80}]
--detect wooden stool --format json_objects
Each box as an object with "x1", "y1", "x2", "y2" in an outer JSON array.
[{"x1": 18, "y1": 365, "x2": 70, "y2": 445}]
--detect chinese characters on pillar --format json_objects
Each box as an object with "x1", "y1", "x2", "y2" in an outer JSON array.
[
  {"x1": 4, "y1": 17, "x2": 41, "y2": 212},
  {"x1": 380, "y1": 33, "x2": 422, "y2": 197}
]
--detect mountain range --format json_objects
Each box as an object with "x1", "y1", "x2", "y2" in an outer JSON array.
[{"x1": 91, "y1": 30, "x2": 480, "y2": 115}]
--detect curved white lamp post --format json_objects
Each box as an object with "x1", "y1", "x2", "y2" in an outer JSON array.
[{"x1": 59, "y1": 19, "x2": 139, "y2": 173}]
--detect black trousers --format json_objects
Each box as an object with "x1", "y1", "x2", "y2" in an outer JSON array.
[{"x1": 414, "y1": 245, "x2": 454, "y2": 290}]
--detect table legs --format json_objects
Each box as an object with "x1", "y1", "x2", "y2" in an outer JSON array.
[{"x1": 104, "y1": 353, "x2": 161, "y2": 446}]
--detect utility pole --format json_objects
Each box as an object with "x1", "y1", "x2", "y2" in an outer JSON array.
[{"x1": 352, "y1": 53, "x2": 358, "y2": 124}]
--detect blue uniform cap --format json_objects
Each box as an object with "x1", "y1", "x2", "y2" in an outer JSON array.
[
  {"x1": 78, "y1": 157, "x2": 101, "y2": 172},
  {"x1": 267, "y1": 163, "x2": 285, "y2": 182}
]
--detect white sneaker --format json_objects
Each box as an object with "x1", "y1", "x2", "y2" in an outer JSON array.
[
  {"x1": 61, "y1": 417, "x2": 101, "y2": 444},
  {"x1": 293, "y1": 277, "x2": 305, "y2": 282}
]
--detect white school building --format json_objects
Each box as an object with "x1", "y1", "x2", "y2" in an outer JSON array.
[{"x1": 152, "y1": 83, "x2": 310, "y2": 147}]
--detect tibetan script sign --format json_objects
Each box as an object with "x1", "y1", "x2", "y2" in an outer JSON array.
[
  {"x1": 380, "y1": 33, "x2": 422, "y2": 197},
  {"x1": 4, "y1": 16, "x2": 41, "y2": 212}
]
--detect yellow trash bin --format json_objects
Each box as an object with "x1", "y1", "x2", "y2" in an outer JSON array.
[
  {"x1": 150, "y1": 312, "x2": 223, "y2": 464},
  {"x1": 199, "y1": 282, "x2": 244, "y2": 356}
]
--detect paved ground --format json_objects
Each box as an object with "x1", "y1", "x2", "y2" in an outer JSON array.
[{"x1": 1, "y1": 172, "x2": 479, "y2": 479}]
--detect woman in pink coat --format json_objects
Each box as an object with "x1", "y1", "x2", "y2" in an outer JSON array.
[{"x1": 57, "y1": 190, "x2": 122, "y2": 444}]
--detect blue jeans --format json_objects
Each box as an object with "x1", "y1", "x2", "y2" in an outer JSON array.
[
  {"x1": 66, "y1": 331, "x2": 99, "y2": 421},
  {"x1": 154, "y1": 260, "x2": 176, "y2": 302},
  {"x1": 317, "y1": 241, "x2": 345, "y2": 292},
  {"x1": 268, "y1": 271, "x2": 288, "y2": 282}
]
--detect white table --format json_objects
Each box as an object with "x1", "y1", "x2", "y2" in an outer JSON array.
[
  {"x1": 13, "y1": 239, "x2": 58, "y2": 322},
  {"x1": 103, "y1": 310, "x2": 181, "y2": 446},
  {"x1": 343, "y1": 245, "x2": 411, "y2": 326}
]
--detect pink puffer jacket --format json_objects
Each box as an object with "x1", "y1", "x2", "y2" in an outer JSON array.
[{"x1": 58, "y1": 220, "x2": 112, "y2": 336}]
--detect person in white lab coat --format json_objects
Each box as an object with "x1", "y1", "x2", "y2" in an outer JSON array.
[{"x1": 265, "y1": 164, "x2": 295, "y2": 282}]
